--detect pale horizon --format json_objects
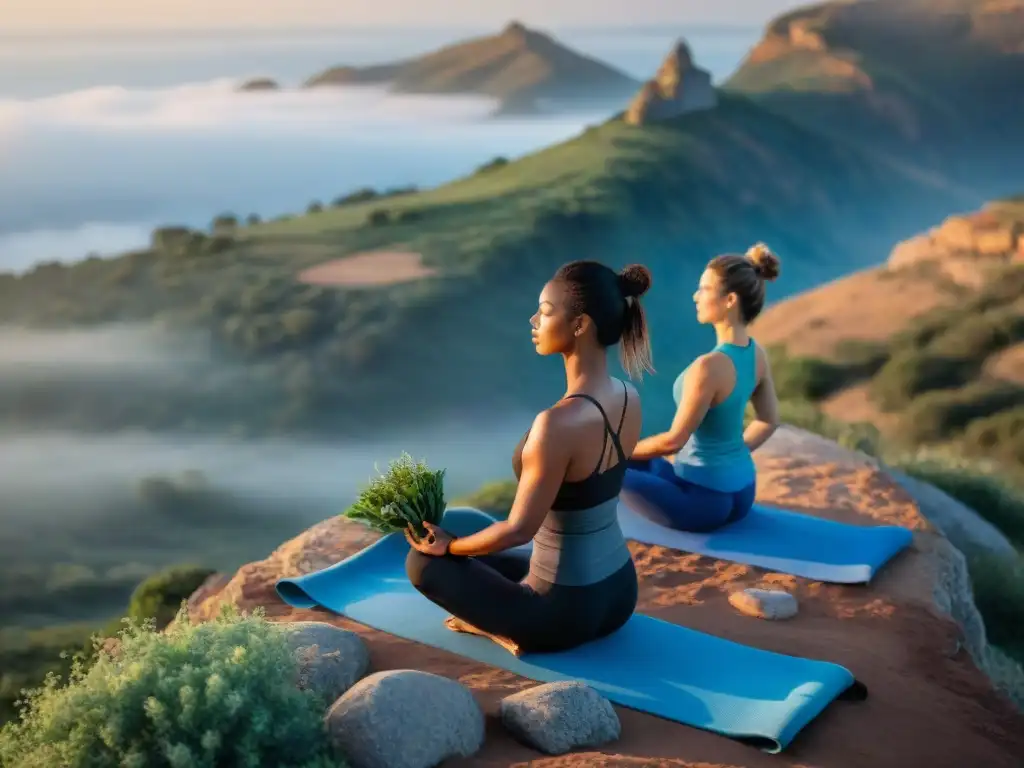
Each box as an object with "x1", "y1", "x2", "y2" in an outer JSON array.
[{"x1": 0, "y1": 0, "x2": 806, "y2": 31}]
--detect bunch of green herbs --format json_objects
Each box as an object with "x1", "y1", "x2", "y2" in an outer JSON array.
[{"x1": 343, "y1": 453, "x2": 446, "y2": 537}]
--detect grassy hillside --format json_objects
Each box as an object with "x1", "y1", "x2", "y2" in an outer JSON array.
[
  {"x1": 753, "y1": 195, "x2": 1024, "y2": 471},
  {"x1": 726, "y1": 0, "x2": 1024, "y2": 187},
  {"x1": 0, "y1": 93, "x2": 966, "y2": 439},
  {"x1": 304, "y1": 21, "x2": 641, "y2": 113}
]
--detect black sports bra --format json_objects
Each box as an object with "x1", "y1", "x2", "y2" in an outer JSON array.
[{"x1": 512, "y1": 381, "x2": 629, "y2": 512}]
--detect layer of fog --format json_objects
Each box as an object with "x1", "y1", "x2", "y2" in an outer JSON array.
[
  {"x1": 0, "y1": 322, "x2": 530, "y2": 624},
  {"x1": 0, "y1": 323, "x2": 528, "y2": 516},
  {"x1": 0, "y1": 79, "x2": 607, "y2": 271}
]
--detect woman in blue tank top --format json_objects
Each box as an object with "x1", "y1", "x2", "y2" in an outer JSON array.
[{"x1": 621, "y1": 243, "x2": 782, "y2": 532}]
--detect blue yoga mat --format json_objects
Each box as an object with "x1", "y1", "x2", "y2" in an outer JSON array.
[
  {"x1": 617, "y1": 498, "x2": 913, "y2": 583},
  {"x1": 276, "y1": 508, "x2": 864, "y2": 752}
]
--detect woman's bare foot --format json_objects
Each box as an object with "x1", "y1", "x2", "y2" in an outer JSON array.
[{"x1": 443, "y1": 615, "x2": 523, "y2": 656}]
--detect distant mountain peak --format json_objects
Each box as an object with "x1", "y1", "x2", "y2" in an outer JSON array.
[{"x1": 625, "y1": 38, "x2": 717, "y2": 125}]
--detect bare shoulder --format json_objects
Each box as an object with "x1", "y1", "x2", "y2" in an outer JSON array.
[
  {"x1": 616, "y1": 377, "x2": 641, "y2": 405},
  {"x1": 690, "y1": 351, "x2": 728, "y2": 380}
]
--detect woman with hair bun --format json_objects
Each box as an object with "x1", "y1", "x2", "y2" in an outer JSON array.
[
  {"x1": 404, "y1": 260, "x2": 655, "y2": 654},
  {"x1": 621, "y1": 243, "x2": 782, "y2": 533}
]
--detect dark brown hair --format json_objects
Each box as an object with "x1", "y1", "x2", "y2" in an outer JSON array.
[
  {"x1": 553, "y1": 260, "x2": 655, "y2": 379},
  {"x1": 707, "y1": 242, "x2": 781, "y2": 323}
]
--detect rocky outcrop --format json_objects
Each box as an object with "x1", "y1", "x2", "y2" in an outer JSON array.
[
  {"x1": 887, "y1": 202, "x2": 1024, "y2": 287},
  {"x1": 185, "y1": 425, "x2": 1024, "y2": 766},
  {"x1": 625, "y1": 40, "x2": 717, "y2": 126}
]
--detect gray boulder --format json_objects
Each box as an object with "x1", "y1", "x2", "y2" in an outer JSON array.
[
  {"x1": 325, "y1": 669, "x2": 485, "y2": 768},
  {"x1": 500, "y1": 681, "x2": 620, "y2": 755},
  {"x1": 280, "y1": 621, "x2": 370, "y2": 703}
]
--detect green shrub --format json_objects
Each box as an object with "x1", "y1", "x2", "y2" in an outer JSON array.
[
  {"x1": 475, "y1": 156, "x2": 509, "y2": 174},
  {"x1": 332, "y1": 188, "x2": 377, "y2": 207},
  {"x1": 926, "y1": 308, "x2": 1024, "y2": 360},
  {"x1": 204, "y1": 235, "x2": 234, "y2": 255},
  {"x1": 966, "y1": 552, "x2": 1024, "y2": 664},
  {"x1": 890, "y1": 454, "x2": 1024, "y2": 548},
  {"x1": 151, "y1": 227, "x2": 194, "y2": 252},
  {"x1": 770, "y1": 399, "x2": 883, "y2": 457},
  {"x1": 869, "y1": 350, "x2": 975, "y2": 410},
  {"x1": 210, "y1": 214, "x2": 237, "y2": 233},
  {"x1": 453, "y1": 479, "x2": 518, "y2": 519},
  {"x1": 366, "y1": 209, "x2": 390, "y2": 227},
  {"x1": 832, "y1": 339, "x2": 890, "y2": 374},
  {"x1": 306, "y1": 201, "x2": 323, "y2": 215},
  {"x1": 898, "y1": 381, "x2": 1024, "y2": 444},
  {"x1": 126, "y1": 565, "x2": 216, "y2": 631},
  {"x1": 0, "y1": 605, "x2": 343, "y2": 768},
  {"x1": 771, "y1": 355, "x2": 849, "y2": 401},
  {"x1": 963, "y1": 406, "x2": 1024, "y2": 464}
]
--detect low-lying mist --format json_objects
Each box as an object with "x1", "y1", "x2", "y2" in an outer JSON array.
[
  {"x1": 0, "y1": 323, "x2": 532, "y2": 628},
  {"x1": 0, "y1": 79, "x2": 606, "y2": 270}
]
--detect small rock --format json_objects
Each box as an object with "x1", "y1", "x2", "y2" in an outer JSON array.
[
  {"x1": 325, "y1": 669, "x2": 484, "y2": 768},
  {"x1": 500, "y1": 681, "x2": 620, "y2": 756},
  {"x1": 280, "y1": 621, "x2": 370, "y2": 703},
  {"x1": 729, "y1": 588, "x2": 799, "y2": 620}
]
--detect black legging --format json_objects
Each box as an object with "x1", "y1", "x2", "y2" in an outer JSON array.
[{"x1": 405, "y1": 548, "x2": 638, "y2": 654}]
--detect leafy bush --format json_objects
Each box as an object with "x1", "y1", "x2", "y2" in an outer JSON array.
[
  {"x1": 151, "y1": 227, "x2": 194, "y2": 252},
  {"x1": 366, "y1": 209, "x2": 390, "y2": 227},
  {"x1": 769, "y1": 399, "x2": 883, "y2": 456},
  {"x1": 343, "y1": 453, "x2": 446, "y2": 536},
  {"x1": 453, "y1": 479, "x2": 517, "y2": 519},
  {"x1": 889, "y1": 453, "x2": 1024, "y2": 548},
  {"x1": 965, "y1": 552, "x2": 1024, "y2": 664},
  {"x1": 0, "y1": 605, "x2": 343, "y2": 768},
  {"x1": 926, "y1": 307, "x2": 1024, "y2": 360},
  {"x1": 963, "y1": 406, "x2": 1024, "y2": 464},
  {"x1": 475, "y1": 156, "x2": 509, "y2": 174},
  {"x1": 832, "y1": 339, "x2": 890, "y2": 374},
  {"x1": 898, "y1": 381, "x2": 1024, "y2": 444},
  {"x1": 126, "y1": 565, "x2": 216, "y2": 631},
  {"x1": 210, "y1": 214, "x2": 237, "y2": 233},
  {"x1": 771, "y1": 354, "x2": 849, "y2": 401},
  {"x1": 869, "y1": 350, "x2": 975, "y2": 410}
]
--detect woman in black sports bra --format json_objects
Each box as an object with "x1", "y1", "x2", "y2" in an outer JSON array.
[{"x1": 404, "y1": 260, "x2": 655, "y2": 655}]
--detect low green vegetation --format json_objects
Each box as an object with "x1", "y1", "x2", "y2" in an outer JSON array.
[
  {"x1": 0, "y1": 565, "x2": 216, "y2": 727},
  {"x1": 765, "y1": 263, "x2": 1024, "y2": 468},
  {"x1": 0, "y1": 606, "x2": 343, "y2": 768}
]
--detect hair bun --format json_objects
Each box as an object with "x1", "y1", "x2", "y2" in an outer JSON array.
[
  {"x1": 617, "y1": 264, "x2": 652, "y2": 298},
  {"x1": 745, "y1": 243, "x2": 781, "y2": 282}
]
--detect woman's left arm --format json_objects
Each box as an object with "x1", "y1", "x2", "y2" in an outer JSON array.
[
  {"x1": 631, "y1": 358, "x2": 716, "y2": 461},
  {"x1": 447, "y1": 410, "x2": 571, "y2": 557},
  {"x1": 743, "y1": 345, "x2": 781, "y2": 452}
]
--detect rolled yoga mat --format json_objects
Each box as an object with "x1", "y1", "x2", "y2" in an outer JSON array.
[
  {"x1": 276, "y1": 507, "x2": 865, "y2": 753},
  {"x1": 617, "y1": 498, "x2": 913, "y2": 584}
]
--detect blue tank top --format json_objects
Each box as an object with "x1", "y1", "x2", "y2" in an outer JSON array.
[{"x1": 671, "y1": 341, "x2": 758, "y2": 493}]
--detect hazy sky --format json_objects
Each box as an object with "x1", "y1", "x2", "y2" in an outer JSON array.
[{"x1": 1, "y1": 0, "x2": 806, "y2": 30}]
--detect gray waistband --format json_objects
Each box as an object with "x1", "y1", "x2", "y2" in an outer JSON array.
[{"x1": 528, "y1": 497, "x2": 631, "y2": 587}]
